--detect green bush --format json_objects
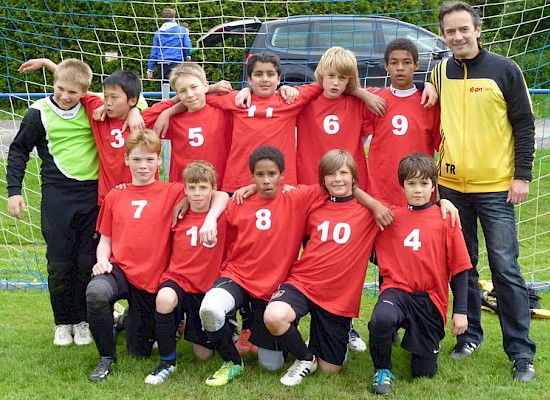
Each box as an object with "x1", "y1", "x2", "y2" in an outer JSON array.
[{"x1": 0, "y1": 0, "x2": 547, "y2": 94}]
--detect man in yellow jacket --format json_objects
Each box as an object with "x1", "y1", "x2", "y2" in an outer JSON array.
[{"x1": 431, "y1": 1, "x2": 536, "y2": 382}]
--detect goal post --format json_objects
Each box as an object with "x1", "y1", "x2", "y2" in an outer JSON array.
[{"x1": 0, "y1": 0, "x2": 548, "y2": 290}]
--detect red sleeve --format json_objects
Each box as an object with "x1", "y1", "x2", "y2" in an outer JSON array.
[
  {"x1": 142, "y1": 99, "x2": 176, "y2": 132},
  {"x1": 81, "y1": 93, "x2": 105, "y2": 118},
  {"x1": 205, "y1": 92, "x2": 239, "y2": 111},
  {"x1": 446, "y1": 219, "x2": 472, "y2": 276},
  {"x1": 294, "y1": 82, "x2": 323, "y2": 105}
]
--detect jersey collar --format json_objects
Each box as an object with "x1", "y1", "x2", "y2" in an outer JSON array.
[
  {"x1": 327, "y1": 194, "x2": 354, "y2": 203},
  {"x1": 407, "y1": 201, "x2": 434, "y2": 211},
  {"x1": 389, "y1": 85, "x2": 418, "y2": 98}
]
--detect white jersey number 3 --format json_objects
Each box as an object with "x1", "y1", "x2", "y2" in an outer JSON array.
[{"x1": 403, "y1": 228, "x2": 422, "y2": 251}]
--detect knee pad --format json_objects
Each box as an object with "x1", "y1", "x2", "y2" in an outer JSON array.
[
  {"x1": 85, "y1": 276, "x2": 114, "y2": 304},
  {"x1": 258, "y1": 347, "x2": 284, "y2": 371},
  {"x1": 199, "y1": 288, "x2": 235, "y2": 332}
]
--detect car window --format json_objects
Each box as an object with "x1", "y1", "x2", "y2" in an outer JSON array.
[
  {"x1": 270, "y1": 22, "x2": 309, "y2": 49},
  {"x1": 313, "y1": 20, "x2": 376, "y2": 54},
  {"x1": 379, "y1": 23, "x2": 441, "y2": 54}
]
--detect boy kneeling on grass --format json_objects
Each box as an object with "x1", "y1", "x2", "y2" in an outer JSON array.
[
  {"x1": 368, "y1": 152, "x2": 472, "y2": 395},
  {"x1": 86, "y1": 129, "x2": 227, "y2": 382}
]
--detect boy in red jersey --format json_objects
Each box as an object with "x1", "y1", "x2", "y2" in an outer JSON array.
[
  {"x1": 365, "y1": 38, "x2": 441, "y2": 208},
  {"x1": 207, "y1": 51, "x2": 386, "y2": 193},
  {"x1": 199, "y1": 146, "x2": 333, "y2": 387},
  {"x1": 157, "y1": 63, "x2": 233, "y2": 187},
  {"x1": 368, "y1": 152, "x2": 471, "y2": 395},
  {"x1": 263, "y1": 150, "x2": 380, "y2": 386},
  {"x1": 144, "y1": 161, "x2": 228, "y2": 385},
  {"x1": 85, "y1": 130, "x2": 228, "y2": 382},
  {"x1": 295, "y1": 46, "x2": 380, "y2": 192},
  {"x1": 18, "y1": 58, "x2": 231, "y2": 205}
]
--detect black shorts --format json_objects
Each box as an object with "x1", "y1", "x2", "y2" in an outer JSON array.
[
  {"x1": 109, "y1": 265, "x2": 157, "y2": 357},
  {"x1": 377, "y1": 288, "x2": 444, "y2": 360},
  {"x1": 159, "y1": 280, "x2": 213, "y2": 349},
  {"x1": 270, "y1": 284, "x2": 351, "y2": 365},
  {"x1": 212, "y1": 277, "x2": 281, "y2": 351}
]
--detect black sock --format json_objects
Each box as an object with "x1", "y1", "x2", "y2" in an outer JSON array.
[
  {"x1": 208, "y1": 321, "x2": 242, "y2": 365},
  {"x1": 277, "y1": 325, "x2": 313, "y2": 361},
  {"x1": 154, "y1": 311, "x2": 177, "y2": 361}
]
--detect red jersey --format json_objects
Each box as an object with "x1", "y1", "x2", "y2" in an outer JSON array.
[
  {"x1": 82, "y1": 95, "x2": 171, "y2": 205},
  {"x1": 97, "y1": 181, "x2": 184, "y2": 293},
  {"x1": 296, "y1": 88, "x2": 381, "y2": 191},
  {"x1": 206, "y1": 84, "x2": 323, "y2": 192},
  {"x1": 374, "y1": 204, "x2": 472, "y2": 323},
  {"x1": 163, "y1": 102, "x2": 232, "y2": 186},
  {"x1": 161, "y1": 210, "x2": 227, "y2": 294},
  {"x1": 285, "y1": 198, "x2": 378, "y2": 318},
  {"x1": 221, "y1": 185, "x2": 326, "y2": 300},
  {"x1": 365, "y1": 88, "x2": 440, "y2": 207}
]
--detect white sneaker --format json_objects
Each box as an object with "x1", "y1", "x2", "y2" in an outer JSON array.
[
  {"x1": 348, "y1": 328, "x2": 367, "y2": 352},
  {"x1": 280, "y1": 356, "x2": 317, "y2": 386},
  {"x1": 145, "y1": 361, "x2": 177, "y2": 385},
  {"x1": 73, "y1": 322, "x2": 93, "y2": 345},
  {"x1": 54, "y1": 324, "x2": 73, "y2": 346}
]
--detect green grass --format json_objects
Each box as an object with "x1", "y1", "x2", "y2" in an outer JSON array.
[{"x1": 0, "y1": 290, "x2": 549, "y2": 400}]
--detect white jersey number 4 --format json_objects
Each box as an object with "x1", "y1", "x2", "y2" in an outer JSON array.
[{"x1": 403, "y1": 228, "x2": 421, "y2": 251}]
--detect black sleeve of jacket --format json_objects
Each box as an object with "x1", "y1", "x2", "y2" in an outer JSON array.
[
  {"x1": 503, "y1": 62, "x2": 535, "y2": 181},
  {"x1": 6, "y1": 108, "x2": 45, "y2": 197},
  {"x1": 450, "y1": 269, "x2": 468, "y2": 315}
]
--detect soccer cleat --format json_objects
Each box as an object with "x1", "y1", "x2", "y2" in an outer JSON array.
[
  {"x1": 73, "y1": 321, "x2": 93, "y2": 346},
  {"x1": 450, "y1": 342, "x2": 480, "y2": 359},
  {"x1": 145, "y1": 361, "x2": 176, "y2": 385},
  {"x1": 235, "y1": 329, "x2": 257, "y2": 354},
  {"x1": 113, "y1": 306, "x2": 128, "y2": 333},
  {"x1": 89, "y1": 357, "x2": 115, "y2": 382},
  {"x1": 372, "y1": 369, "x2": 396, "y2": 395},
  {"x1": 205, "y1": 361, "x2": 244, "y2": 386},
  {"x1": 512, "y1": 358, "x2": 535, "y2": 382},
  {"x1": 113, "y1": 302, "x2": 126, "y2": 319},
  {"x1": 53, "y1": 324, "x2": 73, "y2": 346},
  {"x1": 280, "y1": 356, "x2": 318, "y2": 386},
  {"x1": 348, "y1": 328, "x2": 367, "y2": 352}
]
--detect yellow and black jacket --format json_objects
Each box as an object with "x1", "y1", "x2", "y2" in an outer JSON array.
[{"x1": 431, "y1": 48, "x2": 535, "y2": 193}]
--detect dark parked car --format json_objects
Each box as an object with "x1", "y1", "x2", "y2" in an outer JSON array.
[{"x1": 197, "y1": 15, "x2": 449, "y2": 87}]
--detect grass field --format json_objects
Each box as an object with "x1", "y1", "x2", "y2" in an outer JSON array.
[{"x1": 0, "y1": 290, "x2": 549, "y2": 400}]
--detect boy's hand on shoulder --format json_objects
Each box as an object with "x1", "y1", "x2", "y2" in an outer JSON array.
[
  {"x1": 421, "y1": 82, "x2": 438, "y2": 109},
  {"x1": 364, "y1": 91, "x2": 386, "y2": 117},
  {"x1": 200, "y1": 216, "x2": 218, "y2": 246},
  {"x1": 235, "y1": 87, "x2": 252, "y2": 109},
  {"x1": 232, "y1": 184, "x2": 257, "y2": 204},
  {"x1": 18, "y1": 58, "x2": 58, "y2": 73},
  {"x1": 92, "y1": 260, "x2": 113, "y2": 276},
  {"x1": 451, "y1": 313, "x2": 468, "y2": 336},
  {"x1": 439, "y1": 199, "x2": 461, "y2": 228},
  {"x1": 281, "y1": 184, "x2": 296, "y2": 193},
  {"x1": 209, "y1": 80, "x2": 233, "y2": 95},
  {"x1": 172, "y1": 197, "x2": 190, "y2": 227},
  {"x1": 122, "y1": 107, "x2": 145, "y2": 133},
  {"x1": 372, "y1": 203, "x2": 394, "y2": 231},
  {"x1": 93, "y1": 104, "x2": 107, "y2": 122},
  {"x1": 7, "y1": 195, "x2": 27, "y2": 220},
  {"x1": 153, "y1": 110, "x2": 171, "y2": 138},
  {"x1": 114, "y1": 183, "x2": 130, "y2": 190},
  {"x1": 279, "y1": 85, "x2": 299, "y2": 104}
]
